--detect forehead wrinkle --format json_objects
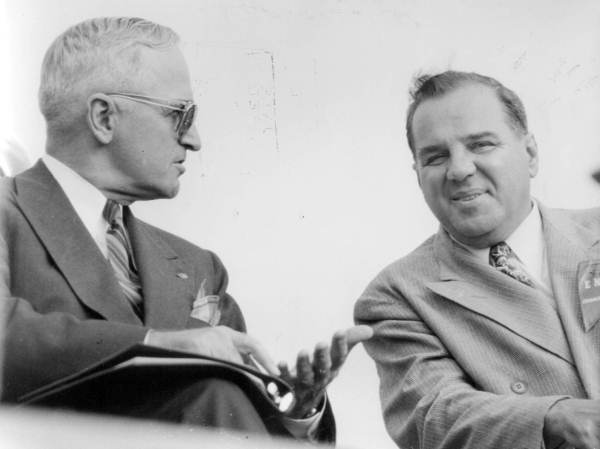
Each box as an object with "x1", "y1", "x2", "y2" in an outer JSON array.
[
  {"x1": 415, "y1": 110, "x2": 507, "y2": 146},
  {"x1": 461, "y1": 131, "x2": 500, "y2": 142}
]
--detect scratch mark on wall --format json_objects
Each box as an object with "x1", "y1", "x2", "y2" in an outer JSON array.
[
  {"x1": 575, "y1": 74, "x2": 600, "y2": 93},
  {"x1": 513, "y1": 51, "x2": 527, "y2": 70},
  {"x1": 268, "y1": 51, "x2": 280, "y2": 152},
  {"x1": 246, "y1": 50, "x2": 280, "y2": 152}
]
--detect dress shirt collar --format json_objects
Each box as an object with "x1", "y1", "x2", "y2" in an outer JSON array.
[
  {"x1": 504, "y1": 200, "x2": 544, "y2": 280},
  {"x1": 450, "y1": 200, "x2": 549, "y2": 290},
  {"x1": 42, "y1": 154, "x2": 110, "y2": 255}
]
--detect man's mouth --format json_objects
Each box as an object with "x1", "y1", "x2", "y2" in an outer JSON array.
[
  {"x1": 451, "y1": 190, "x2": 485, "y2": 202},
  {"x1": 173, "y1": 160, "x2": 186, "y2": 173}
]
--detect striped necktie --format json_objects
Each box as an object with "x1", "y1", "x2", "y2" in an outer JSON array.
[
  {"x1": 489, "y1": 241, "x2": 534, "y2": 288},
  {"x1": 103, "y1": 200, "x2": 144, "y2": 318}
]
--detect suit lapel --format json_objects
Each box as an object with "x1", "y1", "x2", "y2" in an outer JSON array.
[
  {"x1": 541, "y1": 205, "x2": 600, "y2": 398},
  {"x1": 125, "y1": 210, "x2": 195, "y2": 329},
  {"x1": 15, "y1": 161, "x2": 141, "y2": 324},
  {"x1": 428, "y1": 228, "x2": 573, "y2": 364}
]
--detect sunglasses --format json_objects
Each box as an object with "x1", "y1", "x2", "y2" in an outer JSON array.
[{"x1": 106, "y1": 92, "x2": 197, "y2": 139}]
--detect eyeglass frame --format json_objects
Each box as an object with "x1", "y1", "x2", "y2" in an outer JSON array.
[{"x1": 105, "y1": 92, "x2": 197, "y2": 139}]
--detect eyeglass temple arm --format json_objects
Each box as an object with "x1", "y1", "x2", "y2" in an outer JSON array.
[{"x1": 107, "y1": 93, "x2": 189, "y2": 111}]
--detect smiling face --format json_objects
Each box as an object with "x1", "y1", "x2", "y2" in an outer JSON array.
[
  {"x1": 411, "y1": 83, "x2": 539, "y2": 249},
  {"x1": 107, "y1": 46, "x2": 201, "y2": 201}
]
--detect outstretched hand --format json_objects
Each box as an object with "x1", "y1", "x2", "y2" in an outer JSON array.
[
  {"x1": 146, "y1": 324, "x2": 374, "y2": 420},
  {"x1": 277, "y1": 325, "x2": 373, "y2": 419}
]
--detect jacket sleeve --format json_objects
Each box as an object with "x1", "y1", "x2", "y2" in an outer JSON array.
[
  {"x1": 0, "y1": 224, "x2": 148, "y2": 401},
  {"x1": 0, "y1": 295, "x2": 147, "y2": 402},
  {"x1": 354, "y1": 284, "x2": 569, "y2": 449}
]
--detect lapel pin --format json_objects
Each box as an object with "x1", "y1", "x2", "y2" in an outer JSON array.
[{"x1": 176, "y1": 272, "x2": 188, "y2": 280}]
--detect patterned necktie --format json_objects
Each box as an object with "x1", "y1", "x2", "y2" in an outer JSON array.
[
  {"x1": 489, "y1": 241, "x2": 534, "y2": 288},
  {"x1": 103, "y1": 200, "x2": 144, "y2": 318}
]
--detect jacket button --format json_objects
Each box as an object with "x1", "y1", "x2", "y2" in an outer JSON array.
[{"x1": 511, "y1": 381, "x2": 527, "y2": 394}]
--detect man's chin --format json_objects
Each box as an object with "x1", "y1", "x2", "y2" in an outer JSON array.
[
  {"x1": 167, "y1": 183, "x2": 181, "y2": 198},
  {"x1": 447, "y1": 221, "x2": 497, "y2": 249},
  {"x1": 128, "y1": 183, "x2": 180, "y2": 201},
  {"x1": 156, "y1": 179, "x2": 181, "y2": 199}
]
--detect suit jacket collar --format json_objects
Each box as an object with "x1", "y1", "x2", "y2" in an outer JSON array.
[
  {"x1": 428, "y1": 203, "x2": 600, "y2": 397},
  {"x1": 15, "y1": 160, "x2": 196, "y2": 328},
  {"x1": 15, "y1": 161, "x2": 141, "y2": 324},
  {"x1": 429, "y1": 223, "x2": 573, "y2": 365}
]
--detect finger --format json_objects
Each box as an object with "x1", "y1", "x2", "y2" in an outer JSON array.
[
  {"x1": 345, "y1": 325, "x2": 374, "y2": 349},
  {"x1": 296, "y1": 350, "x2": 313, "y2": 386},
  {"x1": 330, "y1": 326, "x2": 374, "y2": 370},
  {"x1": 313, "y1": 341, "x2": 332, "y2": 383},
  {"x1": 232, "y1": 331, "x2": 279, "y2": 376},
  {"x1": 278, "y1": 361, "x2": 293, "y2": 384},
  {"x1": 330, "y1": 330, "x2": 348, "y2": 371}
]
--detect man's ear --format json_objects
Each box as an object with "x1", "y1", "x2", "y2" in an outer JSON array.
[
  {"x1": 524, "y1": 133, "x2": 539, "y2": 178},
  {"x1": 87, "y1": 94, "x2": 117, "y2": 144}
]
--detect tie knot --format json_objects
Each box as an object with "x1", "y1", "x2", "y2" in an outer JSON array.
[
  {"x1": 103, "y1": 200, "x2": 122, "y2": 228},
  {"x1": 489, "y1": 241, "x2": 534, "y2": 288},
  {"x1": 489, "y1": 241, "x2": 512, "y2": 265}
]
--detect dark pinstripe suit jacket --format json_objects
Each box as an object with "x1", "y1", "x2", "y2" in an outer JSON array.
[{"x1": 355, "y1": 203, "x2": 600, "y2": 449}]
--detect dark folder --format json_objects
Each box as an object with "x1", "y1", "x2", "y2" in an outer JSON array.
[{"x1": 20, "y1": 344, "x2": 294, "y2": 435}]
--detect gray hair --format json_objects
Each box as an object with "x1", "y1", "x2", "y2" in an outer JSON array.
[
  {"x1": 39, "y1": 17, "x2": 179, "y2": 130},
  {"x1": 405, "y1": 71, "x2": 528, "y2": 155}
]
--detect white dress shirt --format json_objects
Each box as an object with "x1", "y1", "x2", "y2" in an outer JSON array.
[{"x1": 458, "y1": 200, "x2": 553, "y2": 298}]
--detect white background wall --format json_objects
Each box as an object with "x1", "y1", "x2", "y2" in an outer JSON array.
[{"x1": 3, "y1": 1, "x2": 600, "y2": 448}]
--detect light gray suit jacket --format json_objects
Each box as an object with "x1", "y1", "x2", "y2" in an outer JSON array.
[{"x1": 355, "y1": 204, "x2": 600, "y2": 449}]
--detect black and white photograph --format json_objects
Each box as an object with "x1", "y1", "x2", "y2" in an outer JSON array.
[{"x1": 2, "y1": 1, "x2": 600, "y2": 448}]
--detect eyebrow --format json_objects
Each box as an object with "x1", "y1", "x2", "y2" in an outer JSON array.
[
  {"x1": 462, "y1": 131, "x2": 499, "y2": 142},
  {"x1": 415, "y1": 144, "x2": 447, "y2": 160},
  {"x1": 416, "y1": 131, "x2": 501, "y2": 156}
]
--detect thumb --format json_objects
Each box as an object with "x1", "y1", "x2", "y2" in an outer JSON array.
[{"x1": 344, "y1": 325, "x2": 374, "y2": 350}]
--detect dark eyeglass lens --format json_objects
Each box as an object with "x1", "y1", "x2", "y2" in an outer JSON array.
[{"x1": 178, "y1": 105, "x2": 196, "y2": 136}]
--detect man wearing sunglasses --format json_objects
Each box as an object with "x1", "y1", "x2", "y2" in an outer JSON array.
[{"x1": 0, "y1": 17, "x2": 371, "y2": 442}]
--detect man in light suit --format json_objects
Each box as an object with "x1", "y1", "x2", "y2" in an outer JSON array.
[
  {"x1": 355, "y1": 71, "x2": 600, "y2": 449},
  {"x1": 0, "y1": 17, "x2": 372, "y2": 442}
]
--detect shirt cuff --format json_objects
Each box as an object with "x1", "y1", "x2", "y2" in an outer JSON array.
[{"x1": 280, "y1": 396, "x2": 327, "y2": 440}]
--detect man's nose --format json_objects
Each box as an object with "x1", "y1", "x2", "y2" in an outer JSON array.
[
  {"x1": 180, "y1": 125, "x2": 201, "y2": 152},
  {"x1": 446, "y1": 149, "x2": 476, "y2": 182}
]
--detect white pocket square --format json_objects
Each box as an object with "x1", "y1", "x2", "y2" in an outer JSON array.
[{"x1": 190, "y1": 280, "x2": 221, "y2": 326}]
